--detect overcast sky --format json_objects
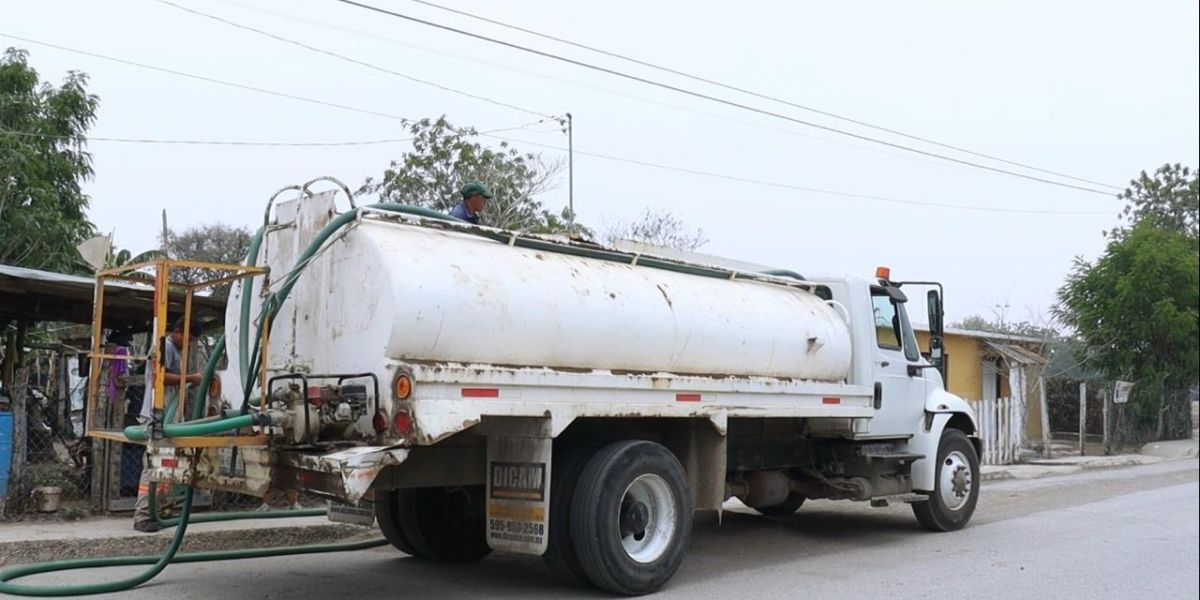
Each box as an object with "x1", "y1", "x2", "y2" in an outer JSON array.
[{"x1": 6, "y1": 0, "x2": 1198, "y2": 324}]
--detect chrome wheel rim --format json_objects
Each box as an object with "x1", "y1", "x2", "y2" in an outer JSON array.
[
  {"x1": 618, "y1": 474, "x2": 677, "y2": 563},
  {"x1": 939, "y1": 450, "x2": 972, "y2": 511}
]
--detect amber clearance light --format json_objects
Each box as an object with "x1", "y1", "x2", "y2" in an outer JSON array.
[{"x1": 393, "y1": 374, "x2": 413, "y2": 399}]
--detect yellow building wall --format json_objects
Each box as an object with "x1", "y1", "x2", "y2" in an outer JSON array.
[{"x1": 915, "y1": 330, "x2": 988, "y2": 400}]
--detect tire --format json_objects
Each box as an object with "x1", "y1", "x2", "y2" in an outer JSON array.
[
  {"x1": 543, "y1": 442, "x2": 596, "y2": 586},
  {"x1": 396, "y1": 485, "x2": 493, "y2": 562},
  {"x1": 912, "y1": 429, "x2": 979, "y2": 532},
  {"x1": 570, "y1": 440, "x2": 693, "y2": 596},
  {"x1": 375, "y1": 489, "x2": 420, "y2": 557},
  {"x1": 754, "y1": 492, "x2": 806, "y2": 516}
]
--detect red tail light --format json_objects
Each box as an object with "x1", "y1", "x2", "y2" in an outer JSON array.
[
  {"x1": 372, "y1": 411, "x2": 387, "y2": 433},
  {"x1": 393, "y1": 411, "x2": 413, "y2": 435}
]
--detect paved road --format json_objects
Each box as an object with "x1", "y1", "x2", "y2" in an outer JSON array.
[{"x1": 23, "y1": 460, "x2": 1200, "y2": 599}]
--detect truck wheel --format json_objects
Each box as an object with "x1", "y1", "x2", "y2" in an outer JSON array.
[
  {"x1": 397, "y1": 485, "x2": 492, "y2": 562},
  {"x1": 755, "y1": 492, "x2": 806, "y2": 516},
  {"x1": 375, "y1": 489, "x2": 420, "y2": 557},
  {"x1": 570, "y1": 440, "x2": 692, "y2": 596},
  {"x1": 912, "y1": 429, "x2": 979, "y2": 532},
  {"x1": 543, "y1": 443, "x2": 595, "y2": 586}
]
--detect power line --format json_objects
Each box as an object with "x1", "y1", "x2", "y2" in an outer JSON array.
[
  {"x1": 0, "y1": 33, "x2": 413, "y2": 124},
  {"x1": 0, "y1": 122, "x2": 545, "y2": 146},
  {"x1": 483, "y1": 133, "x2": 1114, "y2": 216},
  {"x1": 150, "y1": 0, "x2": 552, "y2": 119},
  {"x1": 330, "y1": 0, "x2": 1116, "y2": 196},
  {"x1": 0, "y1": 33, "x2": 1112, "y2": 216},
  {"x1": 204, "y1": 0, "x2": 970, "y2": 172},
  {"x1": 403, "y1": 0, "x2": 1123, "y2": 192}
]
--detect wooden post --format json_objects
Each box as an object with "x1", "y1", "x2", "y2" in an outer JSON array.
[
  {"x1": 1038, "y1": 376, "x2": 1051, "y2": 458},
  {"x1": 10, "y1": 367, "x2": 28, "y2": 495},
  {"x1": 1079, "y1": 382, "x2": 1087, "y2": 455}
]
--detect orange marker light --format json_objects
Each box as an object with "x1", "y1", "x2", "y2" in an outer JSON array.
[
  {"x1": 393, "y1": 374, "x2": 413, "y2": 399},
  {"x1": 875, "y1": 266, "x2": 891, "y2": 280},
  {"x1": 208, "y1": 375, "x2": 222, "y2": 399}
]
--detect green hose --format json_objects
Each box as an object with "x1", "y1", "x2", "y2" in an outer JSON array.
[
  {"x1": 122, "y1": 414, "x2": 259, "y2": 443},
  {"x1": 0, "y1": 536, "x2": 388, "y2": 597},
  {"x1": 0, "y1": 488, "x2": 199, "y2": 597},
  {"x1": 0, "y1": 483, "x2": 385, "y2": 597}
]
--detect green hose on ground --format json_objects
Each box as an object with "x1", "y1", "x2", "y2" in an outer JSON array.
[
  {"x1": 0, "y1": 536, "x2": 388, "y2": 597},
  {"x1": 0, "y1": 478, "x2": 382, "y2": 596},
  {"x1": 0, "y1": 488, "x2": 199, "y2": 597},
  {"x1": 0, "y1": 483, "x2": 386, "y2": 597}
]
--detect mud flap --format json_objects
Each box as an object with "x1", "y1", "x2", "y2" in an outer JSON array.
[{"x1": 482, "y1": 417, "x2": 551, "y2": 556}]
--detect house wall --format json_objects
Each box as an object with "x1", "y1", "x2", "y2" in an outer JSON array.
[{"x1": 915, "y1": 330, "x2": 1001, "y2": 400}]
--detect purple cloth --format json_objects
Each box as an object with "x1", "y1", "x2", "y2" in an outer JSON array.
[{"x1": 106, "y1": 346, "x2": 129, "y2": 405}]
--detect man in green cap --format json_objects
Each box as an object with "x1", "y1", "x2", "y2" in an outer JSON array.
[{"x1": 451, "y1": 181, "x2": 493, "y2": 224}]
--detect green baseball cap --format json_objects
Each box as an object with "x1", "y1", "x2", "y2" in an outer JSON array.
[{"x1": 460, "y1": 181, "x2": 494, "y2": 199}]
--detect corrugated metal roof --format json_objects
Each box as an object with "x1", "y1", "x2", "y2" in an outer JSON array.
[
  {"x1": 983, "y1": 340, "x2": 1048, "y2": 365},
  {"x1": 0, "y1": 264, "x2": 226, "y2": 328},
  {"x1": 914, "y1": 324, "x2": 1046, "y2": 345}
]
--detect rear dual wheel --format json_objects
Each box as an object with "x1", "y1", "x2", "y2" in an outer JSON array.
[
  {"x1": 557, "y1": 440, "x2": 693, "y2": 596},
  {"x1": 375, "y1": 486, "x2": 492, "y2": 562}
]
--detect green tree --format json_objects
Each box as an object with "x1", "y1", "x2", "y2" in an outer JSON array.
[
  {"x1": 1055, "y1": 221, "x2": 1199, "y2": 439},
  {"x1": 0, "y1": 48, "x2": 98, "y2": 273},
  {"x1": 1110, "y1": 163, "x2": 1198, "y2": 240},
  {"x1": 164, "y1": 223, "x2": 253, "y2": 298},
  {"x1": 361, "y1": 117, "x2": 585, "y2": 235}
]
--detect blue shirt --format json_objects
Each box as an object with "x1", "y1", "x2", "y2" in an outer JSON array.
[{"x1": 449, "y1": 202, "x2": 480, "y2": 224}]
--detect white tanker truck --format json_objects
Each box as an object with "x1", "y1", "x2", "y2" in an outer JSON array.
[{"x1": 148, "y1": 188, "x2": 980, "y2": 595}]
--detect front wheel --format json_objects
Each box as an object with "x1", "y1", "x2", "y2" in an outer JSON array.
[
  {"x1": 570, "y1": 440, "x2": 692, "y2": 596},
  {"x1": 912, "y1": 429, "x2": 979, "y2": 532}
]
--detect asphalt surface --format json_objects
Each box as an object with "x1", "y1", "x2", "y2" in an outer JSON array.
[{"x1": 14, "y1": 459, "x2": 1199, "y2": 599}]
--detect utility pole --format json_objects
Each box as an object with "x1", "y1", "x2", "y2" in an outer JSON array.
[
  {"x1": 565, "y1": 112, "x2": 574, "y2": 231},
  {"x1": 161, "y1": 210, "x2": 169, "y2": 257}
]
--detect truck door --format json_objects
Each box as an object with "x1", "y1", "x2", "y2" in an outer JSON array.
[{"x1": 867, "y1": 286, "x2": 929, "y2": 438}]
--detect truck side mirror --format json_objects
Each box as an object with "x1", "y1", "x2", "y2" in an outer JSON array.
[
  {"x1": 926, "y1": 289, "x2": 946, "y2": 386},
  {"x1": 926, "y1": 290, "x2": 943, "y2": 339}
]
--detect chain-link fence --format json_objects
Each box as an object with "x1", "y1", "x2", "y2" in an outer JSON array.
[
  {"x1": 3, "y1": 335, "x2": 228, "y2": 519},
  {"x1": 2, "y1": 350, "x2": 93, "y2": 519},
  {"x1": 1046, "y1": 375, "x2": 1196, "y2": 453}
]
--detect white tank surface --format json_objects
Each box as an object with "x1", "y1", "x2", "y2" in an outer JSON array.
[{"x1": 225, "y1": 198, "x2": 853, "y2": 390}]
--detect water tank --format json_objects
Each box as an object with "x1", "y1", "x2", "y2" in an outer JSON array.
[{"x1": 223, "y1": 198, "x2": 853, "y2": 393}]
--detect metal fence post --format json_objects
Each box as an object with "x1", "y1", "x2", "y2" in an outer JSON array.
[
  {"x1": 11, "y1": 367, "x2": 28, "y2": 499},
  {"x1": 1079, "y1": 381, "x2": 1087, "y2": 456}
]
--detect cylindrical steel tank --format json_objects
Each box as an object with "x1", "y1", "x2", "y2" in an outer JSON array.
[{"x1": 224, "y1": 203, "x2": 853, "y2": 393}]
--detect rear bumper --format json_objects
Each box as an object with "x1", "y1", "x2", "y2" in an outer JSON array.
[{"x1": 146, "y1": 444, "x2": 409, "y2": 504}]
